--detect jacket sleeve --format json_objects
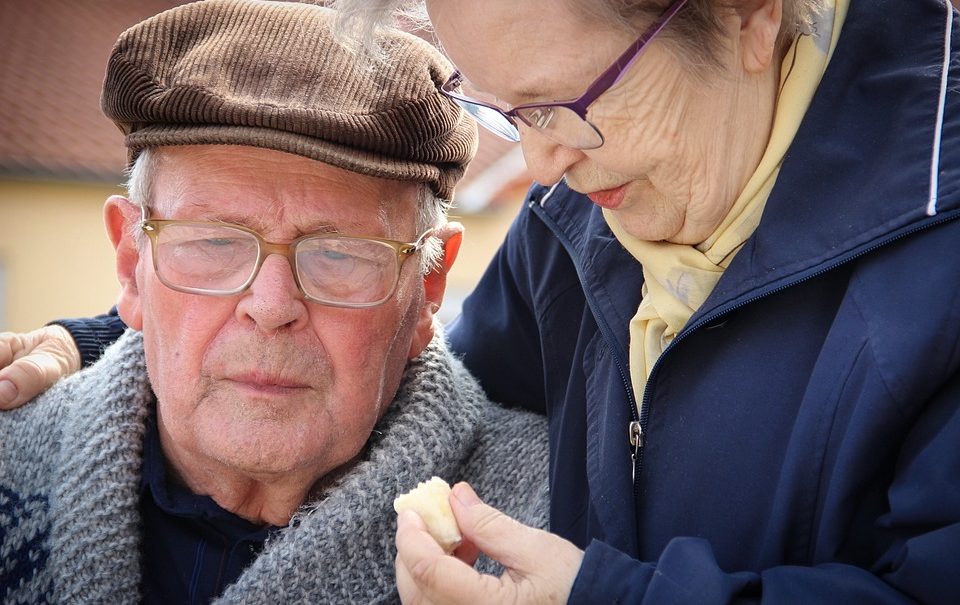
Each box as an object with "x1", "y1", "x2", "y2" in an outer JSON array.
[
  {"x1": 447, "y1": 202, "x2": 547, "y2": 414},
  {"x1": 48, "y1": 307, "x2": 127, "y2": 368},
  {"x1": 569, "y1": 370, "x2": 960, "y2": 605}
]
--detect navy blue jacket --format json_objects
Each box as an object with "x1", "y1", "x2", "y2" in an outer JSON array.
[{"x1": 447, "y1": 0, "x2": 960, "y2": 602}]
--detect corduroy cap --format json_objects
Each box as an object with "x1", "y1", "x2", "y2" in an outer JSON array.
[{"x1": 101, "y1": 0, "x2": 477, "y2": 200}]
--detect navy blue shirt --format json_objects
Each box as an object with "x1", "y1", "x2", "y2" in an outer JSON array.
[{"x1": 139, "y1": 414, "x2": 277, "y2": 604}]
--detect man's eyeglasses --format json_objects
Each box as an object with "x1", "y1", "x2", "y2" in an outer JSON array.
[
  {"x1": 440, "y1": 0, "x2": 688, "y2": 150},
  {"x1": 141, "y1": 214, "x2": 432, "y2": 308}
]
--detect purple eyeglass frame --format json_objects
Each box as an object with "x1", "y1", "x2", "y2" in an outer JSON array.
[{"x1": 441, "y1": 0, "x2": 688, "y2": 147}]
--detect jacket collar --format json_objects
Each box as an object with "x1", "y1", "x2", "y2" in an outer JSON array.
[{"x1": 532, "y1": 0, "x2": 960, "y2": 342}]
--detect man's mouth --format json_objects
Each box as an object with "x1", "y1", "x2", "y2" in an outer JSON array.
[{"x1": 225, "y1": 373, "x2": 310, "y2": 395}]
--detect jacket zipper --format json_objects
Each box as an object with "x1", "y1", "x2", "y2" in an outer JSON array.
[
  {"x1": 528, "y1": 199, "x2": 642, "y2": 457},
  {"x1": 634, "y1": 210, "x2": 960, "y2": 497}
]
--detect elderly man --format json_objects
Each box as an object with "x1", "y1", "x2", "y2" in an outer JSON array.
[{"x1": 0, "y1": 1, "x2": 547, "y2": 603}]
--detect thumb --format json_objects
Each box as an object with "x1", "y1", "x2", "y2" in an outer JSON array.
[
  {"x1": 0, "y1": 325, "x2": 80, "y2": 409},
  {"x1": 449, "y1": 482, "x2": 540, "y2": 571},
  {"x1": 0, "y1": 353, "x2": 64, "y2": 409}
]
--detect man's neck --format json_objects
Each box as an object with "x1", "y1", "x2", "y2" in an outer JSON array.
[{"x1": 156, "y1": 429, "x2": 345, "y2": 527}]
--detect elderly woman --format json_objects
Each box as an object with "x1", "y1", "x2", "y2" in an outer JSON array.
[
  {"x1": 2, "y1": 0, "x2": 959, "y2": 603},
  {"x1": 342, "y1": 0, "x2": 960, "y2": 603}
]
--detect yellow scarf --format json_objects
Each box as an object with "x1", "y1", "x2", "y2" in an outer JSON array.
[{"x1": 605, "y1": 1, "x2": 849, "y2": 411}]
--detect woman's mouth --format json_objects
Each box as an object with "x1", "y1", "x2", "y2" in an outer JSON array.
[{"x1": 586, "y1": 184, "x2": 628, "y2": 209}]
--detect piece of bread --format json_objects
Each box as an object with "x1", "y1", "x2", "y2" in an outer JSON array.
[{"x1": 393, "y1": 476, "x2": 462, "y2": 553}]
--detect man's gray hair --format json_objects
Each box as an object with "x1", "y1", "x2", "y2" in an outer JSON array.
[
  {"x1": 126, "y1": 148, "x2": 447, "y2": 276},
  {"x1": 332, "y1": 0, "x2": 824, "y2": 69}
]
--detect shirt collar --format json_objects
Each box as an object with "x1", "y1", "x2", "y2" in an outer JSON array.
[{"x1": 140, "y1": 408, "x2": 276, "y2": 541}]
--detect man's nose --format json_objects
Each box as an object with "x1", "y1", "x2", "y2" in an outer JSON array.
[
  {"x1": 235, "y1": 254, "x2": 309, "y2": 332},
  {"x1": 518, "y1": 126, "x2": 586, "y2": 186}
]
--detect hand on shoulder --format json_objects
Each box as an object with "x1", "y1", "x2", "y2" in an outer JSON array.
[{"x1": 0, "y1": 324, "x2": 81, "y2": 409}]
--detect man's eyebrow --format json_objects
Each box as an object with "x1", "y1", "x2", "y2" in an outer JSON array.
[
  {"x1": 180, "y1": 210, "x2": 341, "y2": 235},
  {"x1": 177, "y1": 199, "x2": 388, "y2": 236},
  {"x1": 300, "y1": 222, "x2": 341, "y2": 234},
  {"x1": 243, "y1": 218, "x2": 344, "y2": 236}
]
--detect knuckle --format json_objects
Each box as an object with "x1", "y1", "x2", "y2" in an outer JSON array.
[
  {"x1": 479, "y1": 572, "x2": 509, "y2": 597},
  {"x1": 42, "y1": 348, "x2": 74, "y2": 374},
  {"x1": 0, "y1": 332, "x2": 13, "y2": 358},
  {"x1": 20, "y1": 356, "x2": 57, "y2": 384},
  {"x1": 0, "y1": 334, "x2": 20, "y2": 363},
  {"x1": 408, "y1": 554, "x2": 437, "y2": 586},
  {"x1": 471, "y1": 508, "x2": 506, "y2": 532},
  {"x1": 471, "y1": 507, "x2": 521, "y2": 538}
]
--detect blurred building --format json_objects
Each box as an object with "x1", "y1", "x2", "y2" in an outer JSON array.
[{"x1": 0, "y1": 0, "x2": 530, "y2": 331}]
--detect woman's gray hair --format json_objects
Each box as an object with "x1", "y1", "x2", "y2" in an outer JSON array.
[
  {"x1": 125, "y1": 148, "x2": 448, "y2": 276},
  {"x1": 332, "y1": 0, "x2": 824, "y2": 69}
]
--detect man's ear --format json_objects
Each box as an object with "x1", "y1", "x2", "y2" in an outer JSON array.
[
  {"x1": 104, "y1": 195, "x2": 144, "y2": 330},
  {"x1": 407, "y1": 221, "x2": 464, "y2": 359},
  {"x1": 738, "y1": 0, "x2": 782, "y2": 74}
]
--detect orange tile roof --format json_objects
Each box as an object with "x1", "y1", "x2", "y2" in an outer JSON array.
[
  {"x1": 0, "y1": 0, "x2": 184, "y2": 181},
  {"x1": 0, "y1": 0, "x2": 530, "y2": 206}
]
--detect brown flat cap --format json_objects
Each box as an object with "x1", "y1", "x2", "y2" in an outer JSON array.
[{"x1": 102, "y1": 0, "x2": 477, "y2": 200}]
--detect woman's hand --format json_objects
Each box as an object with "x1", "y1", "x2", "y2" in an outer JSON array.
[
  {"x1": 0, "y1": 325, "x2": 81, "y2": 409},
  {"x1": 395, "y1": 482, "x2": 583, "y2": 605}
]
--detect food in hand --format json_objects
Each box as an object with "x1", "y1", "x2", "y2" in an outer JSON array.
[{"x1": 393, "y1": 476, "x2": 462, "y2": 553}]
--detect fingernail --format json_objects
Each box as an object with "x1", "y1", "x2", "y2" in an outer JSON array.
[
  {"x1": 452, "y1": 482, "x2": 481, "y2": 507},
  {"x1": 0, "y1": 380, "x2": 17, "y2": 405},
  {"x1": 397, "y1": 510, "x2": 422, "y2": 528}
]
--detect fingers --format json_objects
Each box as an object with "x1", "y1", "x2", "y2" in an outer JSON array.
[
  {"x1": 395, "y1": 510, "x2": 434, "y2": 605},
  {"x1": 449, "y1": 483, "x2": 584, "y2": 603},
  {"x1": 0, "y1": 331, "x2": 30, "y2": 409},
  {"x1": 395, "y1": 484, "x2": 584, "y2": 605},
  {"x1": 448, "y1": 482, "x2": 547, "y2": 570},
  {"x1": 0, "y1": 354, "x2": 59, "y2": 409},
  {"x1": 0, "y1": 379, "x2": 18, "y2": 409},
  {"x1": 0, "y1": 326, "x2": 81, "y2": 410},
  {"x1": 395, "y1": 510, "x2": 514, "y2": 605},
  {"x1": 394, "y1": 551, "x2": 422, "y2": 605},
  {"x1": 452, "y1": 537, "x2": 480, "y2": 567}
]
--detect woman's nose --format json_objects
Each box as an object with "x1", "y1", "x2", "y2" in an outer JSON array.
[{"x1": 518, "y1": 126, "x2": 585, "y2": 186}]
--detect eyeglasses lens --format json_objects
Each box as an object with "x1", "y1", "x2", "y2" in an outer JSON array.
[
  {"x1": 452, "y1": 98, "x2": 521, "y2": 142},
  {"x1": 295, "y1": 237, "x2": 398, "y2": 305},
  {"x1": 153, "y1": 224, "x2": 401, "y2": 305},
  {"x1": 514, "y1": 105, "x2": 604, "y2": 149},
  {"x1": 155, "y1": 224, "x2": 258, "y2": 292}
]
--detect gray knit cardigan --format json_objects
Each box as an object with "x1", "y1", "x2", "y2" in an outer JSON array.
[{"x1": 0, "y1": 330, "x2": 549, "y2": 604}]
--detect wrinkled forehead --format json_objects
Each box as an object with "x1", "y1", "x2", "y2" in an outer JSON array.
[
  {"x1": 426, "y1": 0, "x2": 633, "y2": 103},
  {"x1": 148, "y1": 146, "x2": 422, "y2": 238}
]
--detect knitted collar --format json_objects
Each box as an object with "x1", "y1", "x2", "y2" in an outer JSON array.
[{"x1": 44, "y1": 329, "x2": 486, "y2": 604}]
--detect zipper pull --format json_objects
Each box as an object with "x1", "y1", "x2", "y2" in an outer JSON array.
[{"x1": 629, "y1": 421, "x2": 643, "y2": 483}]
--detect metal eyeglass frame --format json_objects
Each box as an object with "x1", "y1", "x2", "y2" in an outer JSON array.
[
  {"x1": 440, "y1": 0, "x2": 688, "y2": 149},
  {"x1": 140, "y1": 208, "x2": 433, "y2": 309}
]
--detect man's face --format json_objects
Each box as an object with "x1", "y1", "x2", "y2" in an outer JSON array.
[{"x1": 115, "y1": 145, "x2": 432, "y2": 487}]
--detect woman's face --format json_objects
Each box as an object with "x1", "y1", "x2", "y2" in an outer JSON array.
[{"x1": 427, "y1": 0, "x2": 780, "y2": 244}]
